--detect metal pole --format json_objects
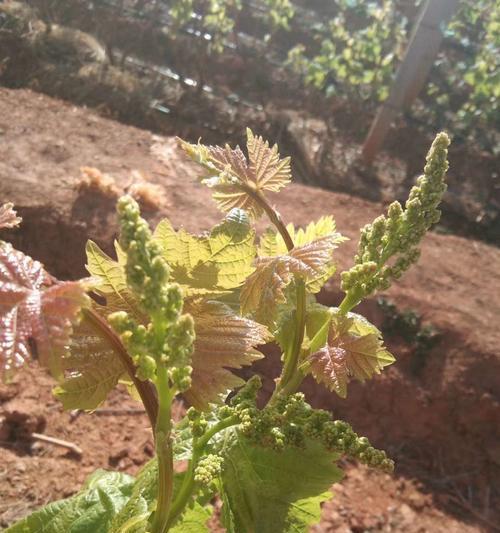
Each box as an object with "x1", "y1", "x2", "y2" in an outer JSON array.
[{"x1": 362, "y1": 0, "x2": 459, "y2": 165}]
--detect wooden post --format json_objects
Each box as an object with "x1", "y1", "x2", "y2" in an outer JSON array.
[{"x1": 362, "y1": 0, "x2": 459, "y2": 165}]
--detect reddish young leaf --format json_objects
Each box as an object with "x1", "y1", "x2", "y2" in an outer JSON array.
[
  {"x1": 178, "y1": 129, "x2": 291, "y2": 219},
  {"x1": 308, "y1": 313, "x2": 395, "y2": 398},
  {"x1": 184, "y1": 300, "x2": 270, "y2": 409},
  {"x1": 36, "y1": 282, "x2": 90, "y2": 378},
  {"x1": 0, "y1": 243, "x2": 89, "y2": 378},
  {"x1": 241, "y1": 235, "x2": 341, "y2": 325}
]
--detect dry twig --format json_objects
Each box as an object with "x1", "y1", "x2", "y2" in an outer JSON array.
[{"x1": 31, "y1": 433, "x2": 83, "y2": 457}]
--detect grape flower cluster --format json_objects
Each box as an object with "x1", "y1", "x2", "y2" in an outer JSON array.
[
  {"x1": 341, "y1": 132, "x2": 450, "y2": 300},
  {"x1": 194, "y1": 376, "x2": 395, "y2": 473},
  {"x1": 108, "y1": 196, "x2": 195, "y2": 391},
  {"x1": 194, "y1": 454, "x2": 224, "y2": 485}
]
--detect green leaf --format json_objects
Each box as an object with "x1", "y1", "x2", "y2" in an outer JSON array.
[
  {"x1": 308, "y1": 310, "x2": 395, "y2": 398},
  {"x1": 86, "y1": 240, "x2": 127, "y2": 294},
  {"x1": 110, "y1": 460, "x2": 210, "y2": 533},
  {"x1": 153, "y1": 209, "x2": 256, "y2": 296},
  {"x1": 6, "y1": 470, "x2": 134, "y2": 533},
  {"x1": 274, "y1": 308, "x2": 296, "y2": 357},
  {"x1": 172, "y1": 418, "x2": 195, "y2": 462},
  {"x1": 85, "y1": 241, "x2": 143, "y2": 320},
  {"x1": 169, "y1": 503, "x2": 211, "y2": 533},
  {"x1": 305, "y1": 304, "x2": 333, "y2": 354},
  {"x1": 173, "y1": 407, "x2": 230, "y2": 461},
  {"x1": 220, "y1": 435, "x2": 342, "y2": 533},
  {"x1": 109, "y1": 460, "x2": 157, "y2": 533},
  {"x1": 219, "y1": 485, "x2": 236, "y2": 533},
  {"x1": 274, "y1": 287, "x2": 320, "y2": 359},
  {"x1": 53, "y1": 312, "x2": 127, "y2": 411}
]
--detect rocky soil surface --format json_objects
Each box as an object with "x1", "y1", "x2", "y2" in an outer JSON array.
[{"x1": 1, "y1": 87, "x2": 499, "y2": 532}]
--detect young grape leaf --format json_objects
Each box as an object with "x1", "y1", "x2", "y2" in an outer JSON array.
[
  {"x1": 109, "y1": 460, "x2": 157, "y2": 533},
  {"x1": 274, "y1": 285, "x2": 319, "y2": 357},
  {"x1": 86, "y1": 238, "x2": 267, "y2": 410},
  {"x1": 219, "y1": 486, "x2": 236, "y2": 533},
  {"x1": 184, "y1": 300, "x2": 270, "y2": 410},
  {"x1": 246, "y1": 128, "x2": 291, "y2": 193},
  {"x1": 308, "y1": 310, "x2": 395, "y2": 398},
  {"x1": 153, "y1": 209, "x2": 256, "y2": 295},
  {"x1": 5, "y1": 470, "x2": 134, "y2": 533},
  {"x1": 86, "y1": 240, "x2": 127, "y2": 293},
  {"x1": 173, "y1": 407, "x2": 230, "y2": 461},
  {"x1": 259, "y1": 215, "x2": 344, "y2": 255},
  {"x1": 178, "y1": 128, "x2": 291, "y2": 218},
  {"x1": 86, "y1": 240, "x2": 144, "y2": 319},
  {"x1": 259, "y1": 217, "x2": 347, "y2": 293},
  {"x1": 53, "y1": 312, "x2": 128, "y2": 411},
  {"x1": 241, "y1": 235, "x2": 341, "y2": 325},
  {"x1": 305, "y1": 304, "x2": 334, "y2": 353},
  {"x1": 36, "y1": 282, "x2": 91, "y2": 378},
  {"x1": 170, "y1": 503, "x2": 211, "y2": 533},
  {"x1": 0, "y1": 243, "x2": 89, "y2": 379},
  {"x1": 220, "y1": 435, "x2": 342, "y2": 533},
  {"x1": 274, "y1": 308, "x2": 296, "y2": 359},
  {"x1": 0, "y1": 203, "x2": 22, "y2": 229}
]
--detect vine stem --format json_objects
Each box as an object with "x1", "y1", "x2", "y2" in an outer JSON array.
[
  {"x1": 240, "y1": 184, "x2": 307, "y2": 398},
  {"x1": 151, "y1": 365, "x2": 174, "y2": 533},
  {"x1": 279, "y1": 279, "x2": 306, "y2": 388},
  {"x1": 82, "y1": 308, "x2": 158, "y2": 427},
  {"x1": 278, "y1": 368, "x2": 306, "y2": 398}
]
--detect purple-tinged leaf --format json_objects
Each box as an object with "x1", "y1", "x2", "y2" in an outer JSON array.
[{"x1": 0, "y1": 243, "x2": 89, "y2": 379}]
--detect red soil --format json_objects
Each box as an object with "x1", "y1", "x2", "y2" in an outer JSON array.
[{"x1": 1, "y1": 88, "x2": 499, "y2": 532}]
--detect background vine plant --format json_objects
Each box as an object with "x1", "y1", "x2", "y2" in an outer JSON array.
[
  {"x1": 0, "y1": 129, "x2": 450, "y2": 532},
  {"x1": 286, "y1": 0, "x2": 407, "y2": 102}
]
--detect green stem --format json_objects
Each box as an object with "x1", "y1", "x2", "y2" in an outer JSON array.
[
  {"x1": 151, "y1": 365, "x2": 174, "y2": 533},
  {"x1": 278, "y1": 368, "x2": 305, "y2": 397},
  {"x1": 338, "y1": 287, "x2": 364, "y2": 315},
  {"x1": 166, "y1": 415, "x2": 240, "y2": 528},
  {"x1": 279, "y1": 279, "x2": 306, "y2": 390},
  {"x1": 196, "y1": 415, "x2": 240, "y2": 451},
  {"x1": 240, "y1": 185, "x2": 308, "y2": 400}
]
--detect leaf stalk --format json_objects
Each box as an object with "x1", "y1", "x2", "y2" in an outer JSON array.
[
  {"x1": 239, "y1": 184, "x2": 308, "y2": 398},
  {"x1": 239, "y1": 183, "x2": 294, "y2": 251},
  {"x1": 83, "y1": 308, "x2": 158, "y2": 427}
]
